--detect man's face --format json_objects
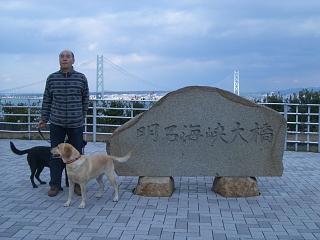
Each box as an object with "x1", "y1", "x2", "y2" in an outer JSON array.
[{"x1": 59, "y1": 51, "x2": 74, "y2": 71}]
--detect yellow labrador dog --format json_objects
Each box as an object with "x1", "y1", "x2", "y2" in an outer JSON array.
[{"x1": 51, "y1": 143, "x2": 130, "y2": 208}]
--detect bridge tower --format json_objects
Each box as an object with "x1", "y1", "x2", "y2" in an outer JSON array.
[
  {"x1": 233, "y1": 70, "x2": 240, "y2": 96},
  {"x1": 96, "y1": 55, "x2": 104, "y2": 99}
]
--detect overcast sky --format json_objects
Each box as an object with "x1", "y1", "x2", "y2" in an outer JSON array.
[{"x1": 0, "y1": 0, "x2": 319, "y2": 94}]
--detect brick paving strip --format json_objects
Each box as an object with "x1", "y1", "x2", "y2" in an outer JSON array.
[{"x1": 1, "y1": 139, "x2": 320, "y2": 240}]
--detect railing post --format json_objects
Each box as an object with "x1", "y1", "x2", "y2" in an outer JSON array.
[
  {"x1": 318, "y1": 105, "x2": 320, "y2": 153},
  {"x1": 307, "y1": 105, "x2": 310, "y2": 152},
  {"x1": 130, "y1": 101, "x2": 134, "y2": 119},
  {"x1": 28, "y1": 99, "x2": 31, "y2": 140},
  {"x1": 295, "y1": 105, "x2": 298, "y2": 151},
  {"x1": 0, "y1": 99, "x2": 3, "y2": 119},
  {"x1": 284, "y1": 103, "x2": 288, "y2": 151},
  {"x1": 93, "y1": 101, "x2": 97, "y2": 143},
  {"x1": 84, "y1": 114, "x2": 87, "y2": 141}
]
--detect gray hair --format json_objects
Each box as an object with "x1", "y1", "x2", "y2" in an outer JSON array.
[{"x1": 59, "y1": 50, "x2": 74, "y2": 59}]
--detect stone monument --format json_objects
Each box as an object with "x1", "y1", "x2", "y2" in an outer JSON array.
[{"x1": 109, "y1": 86, "x2": 286, "y2": 197}]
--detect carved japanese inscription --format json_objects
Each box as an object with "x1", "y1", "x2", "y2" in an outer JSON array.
[
  {"x1": 110, "y1": 86, "x2": 286, "y2": 177},
  {"x1": 137, "y1": 122, "x2": 274, "y2": 145}
]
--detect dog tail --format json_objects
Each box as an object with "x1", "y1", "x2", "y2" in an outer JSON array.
[
  {"x1": 10, "y1": 141, "x2": 29, "y2": 155},
  {"x1": 110, "y1": 151, "x2": 131, "y2": 163}
]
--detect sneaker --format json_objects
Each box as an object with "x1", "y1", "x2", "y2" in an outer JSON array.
[
  {"x1": 74, "y1": 184, "x2": 81, "y2": 196},
  {"x1": 48, "y1": 186, "x2": 60, "y2": 197}
]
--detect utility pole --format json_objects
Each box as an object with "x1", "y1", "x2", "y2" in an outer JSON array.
[
  {"x1": 233, "y1": 70, "x2": 240, "y2": 96},
  {"x1": 96, "y1": 55, "x2": 104, "y2": 99}
]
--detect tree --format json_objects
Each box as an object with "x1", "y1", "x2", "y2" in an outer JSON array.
[
  {"x1": 2, "y1": 102, "x2": 28, "y2": 131},
  {"x1": 288, "y1": 89, "x2": 320, "y2": 132},
  {"x1": 262, "y1": 92, "x2": 284, "y2": 112}
]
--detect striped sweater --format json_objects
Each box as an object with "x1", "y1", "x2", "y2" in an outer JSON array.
[{"x1": 41, "y1": 69, "x2": 89, "y2": 128}]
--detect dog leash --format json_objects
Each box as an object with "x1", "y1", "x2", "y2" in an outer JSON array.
[
  {"x1": 38, "y1": 127, "x2": 86, "y2": 154},
  {"x1": 38, "y1": 128, "x2": 51, "y2": 144}
]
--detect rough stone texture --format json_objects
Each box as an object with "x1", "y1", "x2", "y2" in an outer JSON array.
[
  {"x1": 133, "y1": 176, "x2": 175, "y2": 197},
  {"x1": 212, "y1": 177, "x2": 260, "y2": 197},
  {"x1": 110, "y1": 86, "x2": 286, "y2": 177}
]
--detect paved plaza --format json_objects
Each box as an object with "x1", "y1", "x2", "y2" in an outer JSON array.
[{"x1": 0, "y1": 139, "x2": 320, "y2": 240}]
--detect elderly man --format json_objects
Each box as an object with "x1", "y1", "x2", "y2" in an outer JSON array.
[{"x1": 39, "y1": 50, "x2": 89, "y2": 197}]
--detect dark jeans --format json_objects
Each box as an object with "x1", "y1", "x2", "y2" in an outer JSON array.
[{"x1": 49, "y1": 124, "x2": 84, "y2": 188}]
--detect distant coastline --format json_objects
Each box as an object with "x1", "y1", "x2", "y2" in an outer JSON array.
[
  {"x1": 0, "y1": 90, "x2": 169, "y2": 105},
  {"x1": 1, "y1": 86, "x2": 319, "y2": 103}
]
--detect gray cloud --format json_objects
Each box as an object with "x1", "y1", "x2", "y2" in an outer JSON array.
[{"x1": 0, "y1": 0, "x2": 319, "y2": 93}]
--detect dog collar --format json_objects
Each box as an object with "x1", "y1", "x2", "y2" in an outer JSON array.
[{"x1": 66, "y1": 155, "x2": 81, "y2": 164}]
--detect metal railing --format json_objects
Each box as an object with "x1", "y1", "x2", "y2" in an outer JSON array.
[
  {"x1": 259, "y1": 102, "x2": 320, "y2": 152},
  {"x1": 0, "y1": 97, "x2": 319, "y2": 152},
  {"x1": 0, "y1": 97, "x2": 156, "y2": 143}
]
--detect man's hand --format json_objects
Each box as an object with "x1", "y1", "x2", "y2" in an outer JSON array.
[{"x1": 38, "y1": 120, "x2": 46, "y2": 129}]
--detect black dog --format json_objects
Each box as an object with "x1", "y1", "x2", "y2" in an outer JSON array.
[{"x1": 10, "y1": 141, "x2": 87, "y2": 188}]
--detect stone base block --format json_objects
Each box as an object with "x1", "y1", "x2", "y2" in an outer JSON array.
[
  {"x1": 133, "y1": 176, "x2": 175, "y2": 197},
  {"x1": 212, "y1": 177, "x2": 260, "y2": 197}
]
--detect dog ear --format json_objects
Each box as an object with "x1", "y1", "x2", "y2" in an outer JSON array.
[{"x1": 64, "y1": 144, "x2": 73, "y2": 159}]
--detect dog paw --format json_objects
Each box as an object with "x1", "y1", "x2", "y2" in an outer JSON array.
[
  {"x1": 33, "y1": 185, "x2": 38, "y2": 188},
  {"x1": 40, "y1": 181, "x2": 46, "y2": 185},
  {"x1": 78, "y1": 202, "x2": 86, "y2": 208},
  {"x1": 64, "y1": 201, "x2": 71, "y2": 207},
  {"x1": 112, "y1": 196, "x2": 119, "y2": 202}
]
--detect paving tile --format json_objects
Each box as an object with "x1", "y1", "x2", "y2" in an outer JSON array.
[{"x1": 1, "y1": 140, "x2": 320, "y2": 240}]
